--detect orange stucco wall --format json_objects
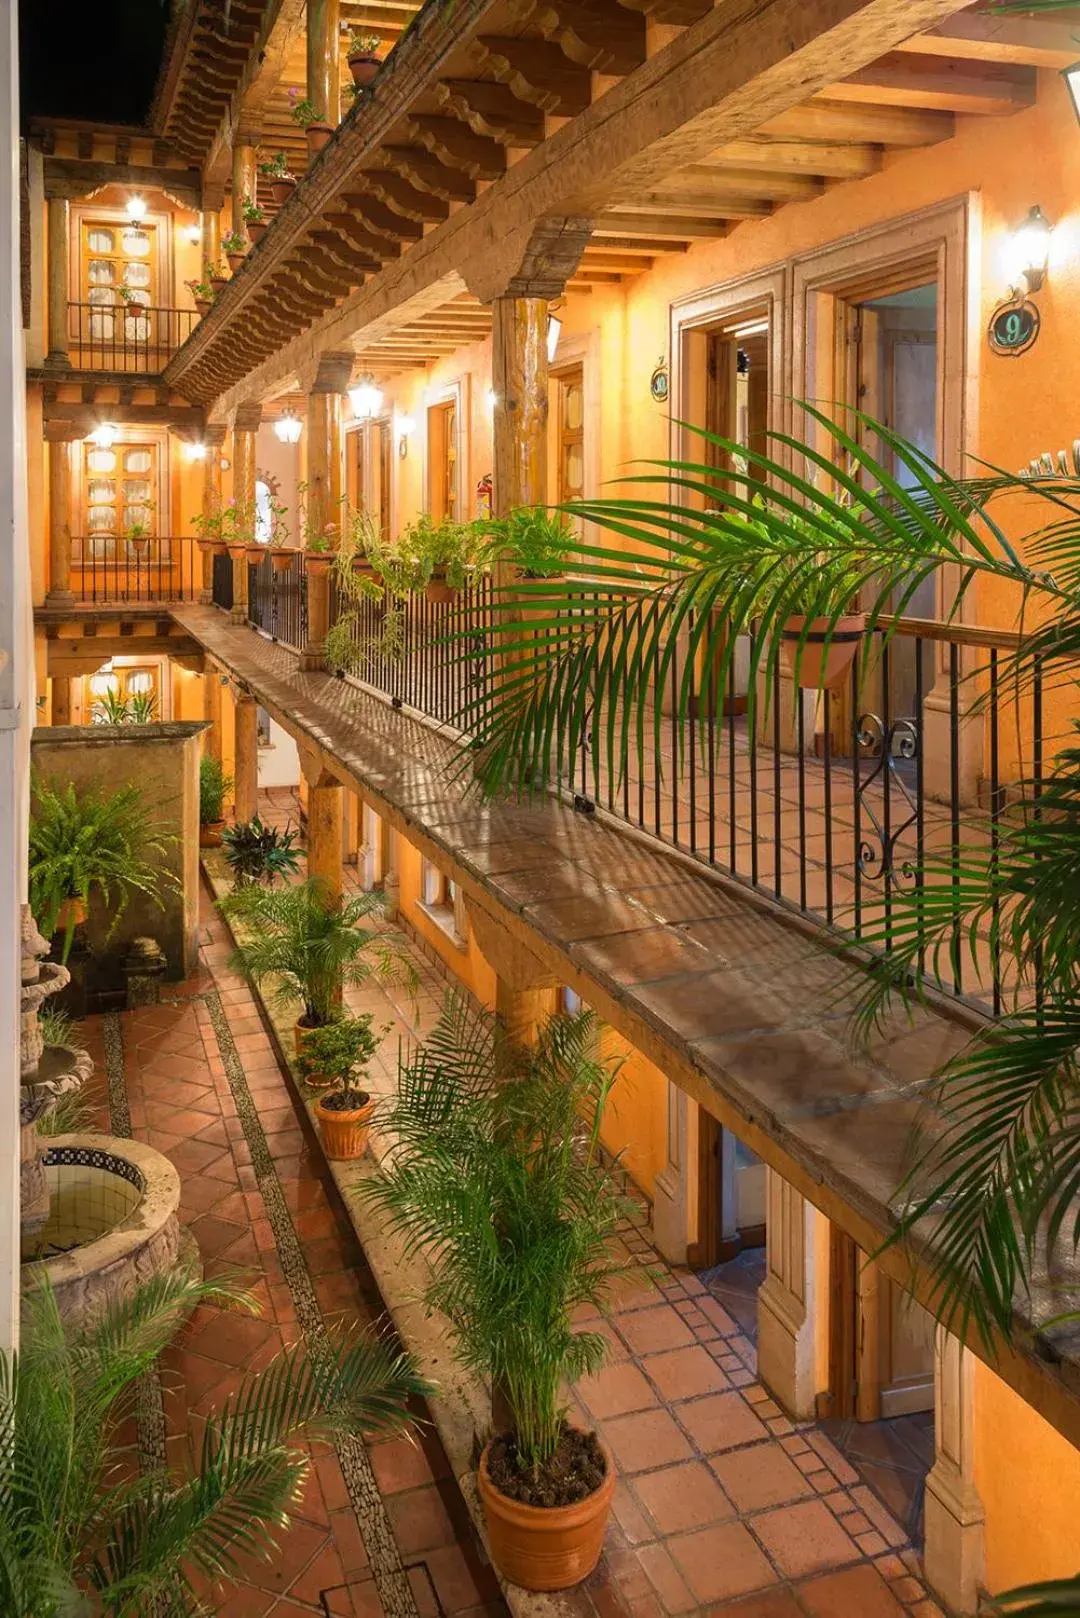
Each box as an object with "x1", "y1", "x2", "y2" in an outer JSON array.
[
  {"x1": 598, "y1": 1030, "x2": 669, "y2": 1201},
  {"x1": 975, "y1": 1358, "x2": 1080, "y2": 1592},
  {"x1": 395, "y1": 836, "x2": 497, "y2": 1008}
]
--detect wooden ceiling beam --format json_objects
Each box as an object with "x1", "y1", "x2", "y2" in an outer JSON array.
[
  {"x1": 519, "y1": 0, "x2": 648, "y2": 75},
  {"x1": 433, "y1": 79, "x2": 547, "y2": 145},
  {"x1": 595, "y1": 211, "x2": 733, "y2": 238},
  {"x1": 405, "y1": 115, "x2": 508, "y2": 179},
  {"x1": 620, "y1": 192, "x2": 773, "y2": 219},
  {"x1": 759, "y1": 98, "x2": 955, "y2": 147},
  {"x1": 379, "y1": 145, "x2": 477, "y2": 202},
  {"x1": 323, "y1": 211, "x2": 403, "y2": 259},
  {"x1": 588, "y1": 233, "x2": 689, "y2": 253},
  {"x1": 617, "y1": 0, "x2": 713, "y2": 19},
  {"x1": 343, "y1": 191, "x2": 425, "y2": 242},
  {"x1": 580, "y1": 250, "x2": 655, "y2": 271},
  {"x1": 830, "y1": 54, "x2": 1036, "y2": 116},
  {"x1": 363, "y1": 169, "x2": 451, "y2": 222},
  {"x1": 666, "y1": 163, "x2": 824, "y2": 204},
  {"x1": 899, "y1": 10, "x2": 1080, "y2": 69},
  {"x1": 474, "y1": 36, "x2": 592, "y2": 116},
  {"x1": 309, "y1": 229, "x2": 381, "y2": 276},
  {"x1": 708, "y1": 136, "x2": 883, "y2": 181}
]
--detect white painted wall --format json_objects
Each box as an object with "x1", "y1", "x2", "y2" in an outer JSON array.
[
  {"x1": 1, "y1": 4, "x2": 32, "y2": 1355},
  {"x1": 257, "y1": 714, "x2": 301, "y2": 789}
]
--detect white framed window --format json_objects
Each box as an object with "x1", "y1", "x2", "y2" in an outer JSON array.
[{"x1": 419, "y1": 858, "x2": 467, "y2": 948}]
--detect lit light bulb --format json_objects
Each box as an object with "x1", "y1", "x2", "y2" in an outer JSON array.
[
  {"x1": 185, "y1": 223, "x2": 202, "y2": 246},
  {"x1": 273, "y1": 409, "x2": 303, "y2": 444},
  {"x1": 126, "y1": 196, "x2": 148, "y2": 223},
  {"x1": 184, "y1": 441, "x2": 208, "y2": 461},
  {"x1": 348, "y1": 381, "x2": 384, "y2": 420},
  {"x1": 1008, "y1": 205, "x2": 1053, "y2": 295},
  {"x1": 88, "y1": 422, "x2": 119, "y2": 449}
]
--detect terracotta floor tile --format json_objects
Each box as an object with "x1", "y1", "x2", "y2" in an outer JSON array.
[
  {"x1": 288, "y1": 1541, "x2": 346, "y2": 1606},
  {"x1": 704, "y1": 1593, "x2": 806, "y2": 1617},
  {"x1": 604, "y1": 1408, "x2": 694, "y2": 1473},
  {"x1": 367, "y1": 1437, "x2": 437, "y2": 1495},
  {"x1": 213, "y1": 1582, "x2": 277, "y2": 1616},
  {"x1": 424, "y1": 1544, "x2": 492, "y2": 1613},
  {"x1": 643, "y1": 1344, "x2": 730, "y2": 1402},
  {"x1": 797, "y1": 1563, "x2": 906, "y2": 1616},
  {"x1": 675, "y1": 1391, "x2": 769, "y2": 1455},
  {"x1": 750, "y1": 1500, "x2": 860, "y2": 1579},
  {"x1": 386, "y1": 1485, "x2": 457, "y2": 1553},
  {"x1": 637, "y1": 1541, "x2": 698, "y2": 1613},
  {"x1": 710, "y1": 1445, "x2": 816, "y2": 1512},
  {"x1": 668, "y1": 1520, "x2": 776, "y2": 1605},
  {"x1": 329, "y1": 1508, "x2": 371, "y2": 1576},
  {"x1": 616, "y1": 1305, "x2": 696, "y2": 1356},
  {"x1": 634, "y1": 1459, "x2": 735, "y2": 1534},
  {"x1": 581, "y1": 1360, "x2": 659, "y2": 1420}
]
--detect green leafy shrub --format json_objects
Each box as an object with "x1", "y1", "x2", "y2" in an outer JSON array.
[
  {"x1": 295, "y1": 1012, "x2": 380, "y2": 1101},
  {"x1": 199, "y1": 755, "x2": 232, "y2": 825},
  {"x1": 481, "y1": 506, "x2": 576, "y2": 579},
  {"x1": 221, "y1": 816, "x2": 302, "y2": 888}
]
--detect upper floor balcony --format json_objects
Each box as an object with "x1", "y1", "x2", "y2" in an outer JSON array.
[{"x1": 65, "y1": 302, "x2": 198, "y2": 374}]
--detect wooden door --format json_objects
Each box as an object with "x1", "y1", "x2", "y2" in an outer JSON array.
[{"x1": 829, "y1": 1239, "x2": 935, "y2": 1420}]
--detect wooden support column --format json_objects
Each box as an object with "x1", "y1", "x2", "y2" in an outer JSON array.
[
  {"x1": 306, "y1": 0, "x2": 341, "y2": 130},
  {"x1": 308, "y1": 775, "x2": 344, "y2": 908},
  {"x1": 466, "y1": 898, "x2": 558, "y2": 1054},
  {"x1": 46, "y1": 196, "x2": 70, "y2": 366},
  {"x1": 231, "y1": 403, "x2": 261, "y2": 622},
  {"x1": 924, "y1": 1329, "x2": 985, "y2": 1614},
  {"x1": 50, "y1": 676, "x2": 72, "y2": 726},
  {"x1": 201, "y1": 185, "x2": 224, "y2": 279},
  {"x1": 382, "y1": 826, "x2": 400, "y2": 918},
  {"x1": 231, "y1": 137, "x2": 259, "y2": 238},
  {"x1": 234, "y1": 688, "x2": 258, "y2": 822},
  {"x1": 200, "y1": 425, "x2": 226, "y2": 603},
  {"x1": 757, "y1": 1169, "x2": 827, "y2": 1420},
  {"x1": 44, "y1": 420, "x2": 79, "y2": 605},
  {"x1": 204, "y1": 667, "x2": 223, "y2": 764},
  {"x1": 300, "y1": 351, "x2": 351, "y2": 671},
  {"x1": 491, "y1": 296, "x2": 549, "y2": 520}
]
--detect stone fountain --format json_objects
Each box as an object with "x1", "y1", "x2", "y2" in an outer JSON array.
[{"x1": 20, "y1": 907, "x2": 183, "y2": 1323}]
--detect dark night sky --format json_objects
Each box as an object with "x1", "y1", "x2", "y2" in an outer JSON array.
[{"x1": 19, "y1": 0, "x2": 171, "y2": 128}]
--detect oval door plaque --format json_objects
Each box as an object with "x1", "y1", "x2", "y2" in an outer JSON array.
[{"x1": 988, "y1": 299, "x2": 1040, "y2": 357}]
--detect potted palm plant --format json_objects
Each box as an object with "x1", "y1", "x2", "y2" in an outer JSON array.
[
  {"x1": 29, "y1": 775, "x2": 171, "y2": 962},
  {"x1": 221, "y1": 815, "x2": 301, "y2": 887},
  {"x1": 91, "y1": 686, "x2": 132, "y2": 725},
  {"x1": 364, "y1": 998, "x2": 629, "y2": 1591},
  {"x1": 370, "y1": 513, "x2": 485, "y2": 605},
  {"x1": 346, "y1": 29, "x2": 382, "y2": 86},
  {"x1": 220, "y1": 876, "x2": 415, "y2": 1057},
  {"x1": 199, "y1": 755, "x2": 232, "y2": 848},
  {"x1": 297, "y1": 1014, "x2": 380, "y2": 1159},
  {"x1": 7, "y1": 1268, "x2": 429, "y2": 1614}
]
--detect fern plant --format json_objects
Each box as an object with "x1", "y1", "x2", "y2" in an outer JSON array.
[
  {"x1": 199, "y1": 755, "x2": 232, "y2": 825},
  {"x1": 220, "y1": 876, "x2": 417, "y2": 1026},
  {"x1": 221, "y1": 816, "x2": 302, "y2": 888},
  {"x1": 0, "y1": 1269, "x2": 428, "y2": 1616},
  {"x1": 362, "y1": 997, "x2": 631, "y2": 1472},
  {"x1": 29, "y1": 775, "x2": 173, "y2": 962}
]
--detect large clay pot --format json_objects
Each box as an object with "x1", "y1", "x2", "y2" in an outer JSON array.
[
  {"x1": 478, "y1": 1434, "x2": 614, "y2": 1591},
  {"x1": 54, "y1": 896, "x2": 87, "y2": 932},
  {"x1": 225, "y1": 251, "x2": 246, "y2": 272},
  {"x1": 348, "y1": 55, "x2": 380, "y2": 87},
  {"x1": 270, "y1": 178, "x2": 296, "y2": 206},
  {"x1": 781, "y1": 613, "x2": 866, "y2": 691},
  {"x1": 194, "y1": 298, "x2": 211, "y2": 316},
  {"x1": 271, "y1": 548, "x2": 298, "y2": 573},
  {"x1": 196, "y1": 537, "x2": 226, "y2": 557},
  {"x1": 426, "y1": 572, "x2": 456, "y2": 606},
  {"x1": 305, "y1": 124, "x2": 334, "y2": 159},
  {"x1": 247, "y1": 221, "x2": 267, "y2": 244},
  {"x1": 210, "y1": 275, "x2": 228, "y2": 296},
  {"x1": 315, "y1": 1092, "x2": 374, "y2": 1160},
  {"x1": 199, "y1": 820, "x2": 224, "y2": 848}
]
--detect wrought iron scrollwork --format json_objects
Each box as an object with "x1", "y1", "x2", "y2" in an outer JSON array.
[{"x1": 856, "y1": 713, "x2": 919, "y2": 891}]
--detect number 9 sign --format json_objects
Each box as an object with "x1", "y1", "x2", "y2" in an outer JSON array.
[{"x1": 989, "y1": 298, "x2": 1040, "y2": 357}]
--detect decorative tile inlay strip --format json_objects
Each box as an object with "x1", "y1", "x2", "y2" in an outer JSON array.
[
  {"x1": 204, "y1": 988, "x2": 422, "y2": 1618},
  {"x1": 102, "y1": 1012, "x2": 167, "y2": 1477}
]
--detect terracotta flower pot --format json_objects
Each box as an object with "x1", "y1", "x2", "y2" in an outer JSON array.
[
  {"x1": 348, "y1": 55, "x2": 380, "y2": 87},
  {"x1": 293, "y1": 1019, "x2": 335, "y2": 1087},
  {"x1": 247, "y1": 221, "x2": 267, "y2": 243},
  {"x1": 478, "y1": 1435, "x2": 614, "y2": 1591},
  {"x1": 194, "y1": 298, "x2": 211, "y2": 316},
  {"x1": 425, "y1": 573, "x2": 457, "y2": 606},
  {"x1": 225, "y1": 251, "x2": 246, "y2": 272},
  {"x1": 209, "y1": 275, "x2": 228, "y2": 295},
  {"x1": 271, "y1": 549, "x2": 297, "y2": 573},
  {"x1": 304, "y1": 551, "x2": 333, "y2": 575},
  {"x1": 246, "y1": 543, "x2": 268, "y2": 561},
  {"x1": 305, "y1": 124, "x2": 334, "y2": 159},
  {"x1": 781, "y1": 613, "x2": 866, "y2": 691},
  {"x1": 54, "y1": 896, "x2": 88, "y2": 932},
  {"x1": 199, "y1": 819, "x2": 224, "y2": 848},
  {"x1": 270, "y1": 178, "x2": 296, "y2": 206},
  {"x1": 128, "y1": 536, "x2": 150, "y2": 550},
  {"x1": 196, "y1": 537, "x2": 226, "y2": 557},
  {"x1": 315, "y1": 1092, "x2": 375, "y2": 1160},
  {"x1": 226, "y1": 544, "x2": 248, "y2": 562}
]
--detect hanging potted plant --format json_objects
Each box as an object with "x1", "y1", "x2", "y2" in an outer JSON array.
[
  {"x1": 29, "y1": 775, "x2": 173, "y2": 963},
  {"x1": 363, "y1": 998, "x2": 629, "y2": 1591},
  {"x1": 259, "y1": 151, "x2": 296, "y2": 207},
  {"x1": 290, "y1": 93, "x2": 333, "y2": 159},
  {"x1": 199, "y1": 755, "x2": 232, "y2": 848},
  {"x1": 124, "y1": 518, "x2": 153, "y2": 554},
  {"x1": 191, "y1": 499, "x2": 229, "y2": 557},
  {"x1": 206, "y1": 260, "x2": 229, "y2": 296},
  {"x1": 346, "y1": 30, "x2": 382, "y2": 87},
  {"x1": 297, "y1": 1014, "x2": 380, "y2": 1148},
  {"x1": 220, "y1": 876, "x2": 416, "y2": 1059},
  {"x1": 221, "y1": 230, "x2": 248, "y2": 273},
  {"x1": 376, "y1": 513, "x2": 485, "y2": 606},
  {"x1": 185, "y1": 277, "x2": 213, "y2": 317},
  {"x1": 771, "y1": 508, "x2": 866, "y2": 691},
  {"x1": 241, "y1": 194, "x2": 267, "y2": 244}
]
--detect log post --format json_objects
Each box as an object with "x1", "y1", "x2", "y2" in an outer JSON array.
[
  {"x1": 46, "y1": 197, "x2": 70, "y2": 367},
  {"x1": 200, "y1": 424, "x2": 227, "y2": 603},
  {"x1": 300, "y1": 351, "x2": 351, "y2": 671},
  {"x1": 234, "y1": 688, "x2": 259, "y2": 822},
  {"x1": 44, "y1": 421, "x2": 80, "y2": 605},
  {"x1": 231, "y1": 136, "x2": 259, "y2": 239},
  {"x1": 307, "y1": 0, "x2": 341, "y2": 131},
  {"x1": 50, "y1": 677, "x2": 72, "y2": 726},
  {"x1": 231, "y1": 402, "x2": 262, "y2": 622}
]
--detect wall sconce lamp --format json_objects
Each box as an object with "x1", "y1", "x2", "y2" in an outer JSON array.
[
  {"x1": 485, "y1": 387, "x2": 498, "y2": 412},
  {"x1": 1010, "y1": 205, "x2": 1052, "y2": 296},
  {"x1": 184, "y1": 223, "x2": 202, "y2": 246},
  {"x1": 88, "y1": 422, "x2": 119, "y2": 449},
  {"x1": 126, "y1": 195, "x2": 148, "y2": 223},
  {"x1": 183, "y1": 441, "x2": 208, "y2": 462},
  {"x1": 273, "y1": 409, "x2": 303, "y2": 444},
  {"x1": 396, "y1": 413, "x2": 415, "y2": 458},
  {"x1": 348, "y1": 379, "x2": 384, "y2": 420}
]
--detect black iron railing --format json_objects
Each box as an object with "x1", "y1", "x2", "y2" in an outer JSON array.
[
  {"x1": 247, "y1": 551, "x2": 308, "y2": 650},
  {"x1": 212, "y1": 551, "x2": 233, "y2": 611},
  {"x1": 68, "y1": 304, "x2": 198, "y2": 372},
  {"x1": 302, "y1": 579, "x2": 1035, "y2": 1016},
  {"x1": 70, "y1": 535, "x2": 201, "y2": 603}
]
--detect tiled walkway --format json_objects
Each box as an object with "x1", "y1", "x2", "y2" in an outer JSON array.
[
  {"x1": 78, "y1": 895, "x2": 507, "y2": 1618},
  {"x1": 247, "y1": 789, "x2": 947, "y2": 1618}
]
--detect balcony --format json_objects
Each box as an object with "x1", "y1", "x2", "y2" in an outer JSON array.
[
  {"x1": 66, "y1": 303, "x2": 198, "y2": 374},
  {"x1": 69, "y1": 534, "x2": 201, "y2": 602}
]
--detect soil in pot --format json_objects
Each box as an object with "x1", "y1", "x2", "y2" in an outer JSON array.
[
  {"x1": 781, "y1": 612, "x2": 866, "y2": 691},
  {"x1": 315, "y1": 1089, "x2": 374, "y2": 1160},
  {"x1": 348, "y1": 56, "x2": 380, "y2": 87},
  {"x1": 479, "y1": 1426, "x2": 613, "y2": 1591},
  {"x1": 199, "y1": 819, "x2": 224, "y2": 849}
]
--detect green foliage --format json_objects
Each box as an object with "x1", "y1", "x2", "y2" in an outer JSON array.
[
  {"x1": 0, "y1": 1269, "x2": 429, "y2": 1616},
  {"x1": 128, "y1": 690, "x2": 157, "y2": 725},
  {"x1": 221, "y1": 877, "x2": 417, "y2": 1026},
  {"x1": 368, "y1": 513, "x2": 485, "y2": 596},
  {"x1": 289, "y1": 96, "x2": 324, "y2": 128},
  {"x1": 93, "y1": 687, "x2": 133, "y2": 725},
  {"x1": 38, "y1": 1006, "x2": 84, "y2": 1054},
  {"x1": 221, "y1": 817, "x2": 302, "y2": 888},
  {"x1": 257, "y1": 152, "x2": 292, "y2": 180},
  {"x1": 34, "y1": 1009, "x2": 92, "y2": 1137},
  {"x1": 295, "y1": 1012, "x2": 380, "y2": 1100},
  {"x1": 29, "y1": 775, "x2": 172, "y2": 963},
  {"x1": 241, "y1": 195, "x2": 265, "y2": 224},
  {"x1": 362, "y1": 997, "x2": 632, "y2": 1472},
  {"x1": 221, "y1": 231, "x2": 247, "y2": 255},
  {"x1": 480, "y1": 505, "x2": 576, "y2": 579},
  {"x1": 347, "y1": 29, "x2": 380, "y2": 54},
  {"x1": 199, "y1": 755, "x2": 232, "y2": 824}
]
